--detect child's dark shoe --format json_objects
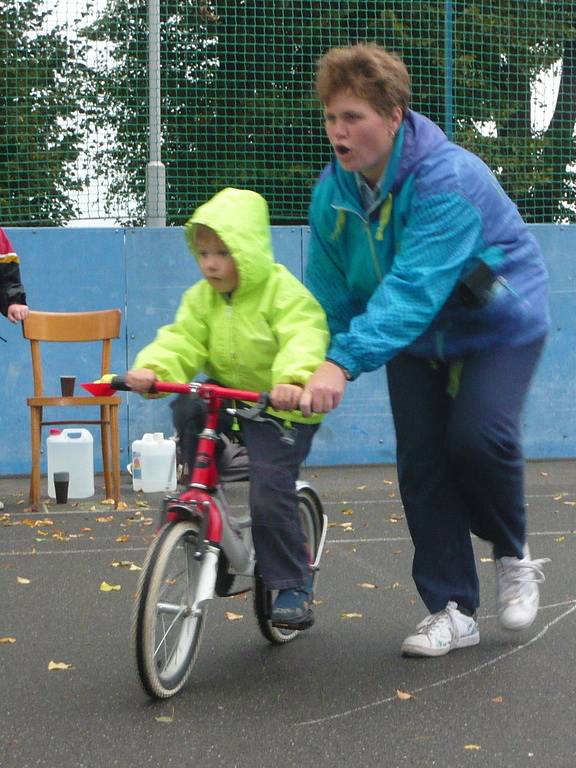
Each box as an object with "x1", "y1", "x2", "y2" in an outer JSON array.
[{"x1": 271, "y1": 574, "x2": 314, "y2": 630}]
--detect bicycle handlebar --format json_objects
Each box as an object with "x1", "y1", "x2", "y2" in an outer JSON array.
[{"x1": 108, "y1": 376, "x2": 269, "y2": 407}]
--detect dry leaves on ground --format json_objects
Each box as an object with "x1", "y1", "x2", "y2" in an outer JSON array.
[
  {"x1": 100, "y1": 581, "x2": 121, "y2": 592},
  {"x1": 225, "y1": 611, "x2": 244, "y2": 621},
  {"x1": 48, "y1": 660, "x2": 74, "y2": 671}
]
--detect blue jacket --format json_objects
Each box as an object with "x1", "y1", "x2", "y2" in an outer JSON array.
[{"x1": 306, "y1": 110, "x2": 550, "y2": 377}]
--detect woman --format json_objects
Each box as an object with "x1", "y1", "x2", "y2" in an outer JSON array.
[{"x1": 300, "y1": 44, "x2": 550, "y2": 657}]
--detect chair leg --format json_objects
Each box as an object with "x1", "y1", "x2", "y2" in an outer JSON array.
[
  {"x1": 101, "y1": 405, "x2": 112, "y2": 499},
  {"x1": 110, "y1": 404, "x2": 121, "y2": 507},
  {"x1": 29, "y1": 407, "x2": 42, "y2": 508}
]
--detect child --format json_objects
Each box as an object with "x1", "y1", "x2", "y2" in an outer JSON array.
[{"x1": 126, "y1": 187, "x2": 328, "y2": 629}]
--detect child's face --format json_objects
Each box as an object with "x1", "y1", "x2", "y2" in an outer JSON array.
[{"x1": 196, "y1": 229, "x2": 239, "y2": 293}]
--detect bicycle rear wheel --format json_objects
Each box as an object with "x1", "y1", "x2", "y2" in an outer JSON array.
[
  {"x1": 133, "y1": 520, "x2": 209, "y2": 698},
  {"x1": 254, "y1": 486, "x2": 324, "y2": 644}
]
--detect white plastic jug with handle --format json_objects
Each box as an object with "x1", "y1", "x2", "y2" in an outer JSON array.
[
  {"x1": 132, "y1": 433, "x2": 177, "y2": 493},
  {"x1": 47, "y1": 428, "x2": 94, "y2": 499}
]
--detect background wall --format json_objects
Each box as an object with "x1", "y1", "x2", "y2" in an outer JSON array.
[{"x1": 1, "y1": 225, "x2": 575, "y2": 478}]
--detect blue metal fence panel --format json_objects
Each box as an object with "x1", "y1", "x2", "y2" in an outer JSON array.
[
  {"x1": 1, "y1": 224, "x2": 575, "y2": 479},
  {"x1": 2, "y1": 228, "x2": 127, "y2": 475}
]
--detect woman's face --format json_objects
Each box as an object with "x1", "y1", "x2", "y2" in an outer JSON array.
[{"x1": 324, "y1": 92, "x2": 403, "y2": 186}]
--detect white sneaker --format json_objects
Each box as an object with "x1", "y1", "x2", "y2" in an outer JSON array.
[
  {"x1": 401, "y1": 601, "x2": 480, "y2": 657},
  {"x1": 496, "y1": 545, "x2": 549, "y2": 631}
]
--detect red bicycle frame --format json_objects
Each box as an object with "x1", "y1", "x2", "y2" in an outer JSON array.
[{"x1": 150, "y1": 381, "x2": 266, "y2": 543}]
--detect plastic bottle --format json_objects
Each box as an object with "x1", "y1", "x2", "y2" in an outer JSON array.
[
  {"x1": 47, "y1": 428, "x2": 95, "y2": 499},
  {"x1": 130, "y1": 437, "x2": 143, "y2": 492},
  {"x1": 132, "y1": 432, "x2": 177, "y2": 493}
]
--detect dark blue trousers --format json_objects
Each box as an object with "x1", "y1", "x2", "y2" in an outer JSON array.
[
  {"x1": 386, "y1": 338, "x2": 545, "y2": 613},
  {"x1": 240, "y1": 416, "x2": 318, "y2": 589}
]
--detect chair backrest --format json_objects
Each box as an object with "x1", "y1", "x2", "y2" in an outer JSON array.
[{"x1": 22, "y1": 310, "x2": 122, "y2": 397}]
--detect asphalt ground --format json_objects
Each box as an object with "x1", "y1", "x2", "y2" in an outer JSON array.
[{"x1": 1, "y1": 460, "x2": 575, "y2": 768}]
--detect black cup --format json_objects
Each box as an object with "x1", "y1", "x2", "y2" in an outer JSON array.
[{"x1": 53, "y1": 471, "x2": 70, "y2": 504}]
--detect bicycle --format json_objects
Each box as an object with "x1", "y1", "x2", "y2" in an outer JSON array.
[{"x1": 84, "y1": 376, "x2": 327, "y2": 699}]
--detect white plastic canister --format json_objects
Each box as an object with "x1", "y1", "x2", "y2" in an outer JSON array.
[
  {"x1": 47, "y1": 428, "x2": 95, "y2": 499},
  {"x1": 131, "y1": 433, "x2": 176, "y2": 493}
]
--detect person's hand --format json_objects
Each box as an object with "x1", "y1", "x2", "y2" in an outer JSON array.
[
  {"x1": 269, "y1": 383, "x2": 303, "y2": 411},
  {"x1": 125, "y1": 368, "x2": 158, "y2": 394},
  {"x1": 299, "y1": 361, "x2": 347, "y2": 417},
  {"x1": 7, "y1": 304, "x2": 29, "y2": 323}
]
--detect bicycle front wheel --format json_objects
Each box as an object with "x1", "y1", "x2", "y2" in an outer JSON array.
[
  {"x1": 133, "y1": 520, "x2": 209, "y2": 698},
  {"x1": 254, "y1": 486, "x2": 324, "y2": 644}
]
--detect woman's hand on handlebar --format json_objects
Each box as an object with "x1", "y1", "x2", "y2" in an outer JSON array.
[
  {"x1": 125, "y1": 368, "x2": 158, "y2": 394},
  {"x1": 269, "y1": 383, "x2": 304, "y2": 412},
  {"x1": 299, "y1": 361, "x2": 347, "y2": 417}
]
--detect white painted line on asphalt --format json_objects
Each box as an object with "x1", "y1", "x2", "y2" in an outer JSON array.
[
  {"x1": 1, "y1": 528, "x2": 572, "y2": 558},
  {"x1": 297, "y1": 601, "x2": 576, "y2": 727}
]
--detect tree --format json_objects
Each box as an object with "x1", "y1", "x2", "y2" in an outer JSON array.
[
  {"x1": 0, "y1": 0, "x2": 90, "y2": 226},
  {"x1": 85, "y1": 0, "x2": 576, "y2": 225}
]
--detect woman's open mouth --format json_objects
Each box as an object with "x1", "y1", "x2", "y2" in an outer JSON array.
[{"x1": 335, "y1": 144, "x2": 351, "y2": 157}]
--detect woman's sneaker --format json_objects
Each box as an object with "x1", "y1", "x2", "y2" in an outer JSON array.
[
  {"x1": 271, "y1": 574, "x2": 314, "y2": 631},
  {"x1": 496, "y1": 545, "x2": 550, "y2": 631},
  {"x1": 401, "y1": 601, "x2": 479, "y2": 657}
]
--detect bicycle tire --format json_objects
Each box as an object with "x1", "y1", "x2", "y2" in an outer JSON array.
[
  {"x1": 254, "y1": 487, "x2": 323, "y2": 644},
  {"x1": 133, "y1": 520, "x2": 209, "y2": 698}
]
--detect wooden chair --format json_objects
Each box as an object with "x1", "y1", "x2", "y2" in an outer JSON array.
[{"x1": 22, "y1": 310, "x2": 122, "y2": 508}]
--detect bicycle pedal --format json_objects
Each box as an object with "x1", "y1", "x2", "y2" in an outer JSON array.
[{"x1": 271, "y1": 610, "x2": 315, "y2": 632}]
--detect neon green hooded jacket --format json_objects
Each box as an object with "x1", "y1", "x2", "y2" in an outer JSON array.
[{"x1": 133, "y1": 188, "x2": 329, "y2": 424}]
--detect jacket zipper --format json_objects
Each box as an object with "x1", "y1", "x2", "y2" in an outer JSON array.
[{"x1": 331, "y1": 203, "x2": 383, "y2": 284}]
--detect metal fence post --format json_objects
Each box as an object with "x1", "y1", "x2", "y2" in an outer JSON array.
[
  {"x1": 146, "y1": 0, "x2": 166, "y2": 226},
  {"x1": 444, "y1": 0, "x2": 454, "y2": 140}
]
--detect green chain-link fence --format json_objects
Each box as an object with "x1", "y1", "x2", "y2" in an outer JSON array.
[{"x1": 1, "y1": 1, "x2": 575, "y2": 226}]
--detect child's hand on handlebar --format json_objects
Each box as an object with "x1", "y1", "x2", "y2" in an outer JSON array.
[
  {"x1": 125, "y1": 368, "x2": 158, "y2": 394},
  {"x1": 269, "y1": 383, "x2": 304, "y2": 412}
]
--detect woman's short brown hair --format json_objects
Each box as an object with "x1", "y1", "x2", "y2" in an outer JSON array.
[{"x1": 315, "y1": 43, "x2": 411, "y2": 116}]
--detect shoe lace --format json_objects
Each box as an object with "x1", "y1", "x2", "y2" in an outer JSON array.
[
  {"x1": 415, "y1": 601, "x2": 460, "y2": 638},
  {"x1": 499, "y1": 556, "x2": 550, "y2": 599}
]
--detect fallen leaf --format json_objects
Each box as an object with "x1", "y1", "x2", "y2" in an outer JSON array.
[
  {"x1": 340, "y1": 612, "x2": 362, "y2": 619},
  {"x1": 555, "y1": 536, "x2": 566, "y2": 543},
  {"x1": 96, "y1": 515, "x2": 114, "y2": 523},
  {"x1": 480, "y1": 557, "x2": 494, "y2": 563},
  {"x1": 539, "y1": 472, "x2": 549, "y2": 477},
  {"x1": 115, "y1": 534, "x2": 130, "y2": 543},
  {"x1": 101, "y1": 498, "x2": 116, "y2": 505},
  {"x1": 48, "y1": 660, "x2": 74, "y2": 670},
  {"x1": 155, "y1": 706, "x2": 175, "y2": 723},
  {"x1": 80, "y1": 527, "x2": 92, "y2": 532},
  {"x1": 0, "y1": 637, "x2": 16, "y2": 644},
  {"x1": 553, "y1": 494, "x2": 567, "y2": 500},
  {"x1": 225, "y1": 611, "x2": 244, "y2": 621},
  {"x1": 391, "y1": 549, "x2": 402, "y2": 555},
  {"x1": 341, "y1": 508, "x2": 354, "y2": 516},
  {"x1": 356, "y1": 485, "x2": 367, "y2": 490},
  {"x1": 111, "y1": 560, "x2": 141, "y2": 571},
  {"x1": 312, "y1": 599, "x2": 324, "y2": 606},
  {"x1": 491, "y1": 695, "x2": 504, "y2": 703},
  {"x1": 391, "y1": 581, "x2": 402, "y2": 589},
  {"x1": 116, "y1": 501, "x2": 129, "y2": 511},
  {"x1": 396, "y1": 689, "x2": 414, "y2": 700},
  {"x1": 383, "y1": 480, "x2": 393, "y2": 485},
  {"x1": 17, "y1": 577, "x2": 31, "y2": 584},
  {"x1": 387, "y1": 492, "x2": 396, "y2": 498},
  {"x1": 464, "y1": 745, "x2": 481, "y2": 751},
  {"x1": 563, "y1": 501, "x2": 576, "y2": 507},
  {"x1": 136, "y1": 500, "x2": 150, "y2": 508},
  {"x1": 99, "y1": 581, "x2": 121, "y2": 592},
  {"x1": 358, "y1": 582, "x2": 378, "y2": 589}
]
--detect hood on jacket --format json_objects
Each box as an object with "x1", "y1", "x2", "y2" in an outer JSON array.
[{"x1": 184, "y1": 188, "x2": 274, "y2": 296}]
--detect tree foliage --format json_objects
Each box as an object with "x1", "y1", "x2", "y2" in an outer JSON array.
[
  {"x1": 83, "y1": 1, "x2": 576, "y2": 224},
  {"x1": 0, "y1": 0, "x2": 90, "y2": 226}
]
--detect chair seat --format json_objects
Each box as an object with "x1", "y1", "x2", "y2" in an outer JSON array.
[{"x1": 27, "y1": 396, "x2": 122, "y2": 407}]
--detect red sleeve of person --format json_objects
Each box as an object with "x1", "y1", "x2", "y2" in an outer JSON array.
[{"x1": 0, "y1": 227, "x2": 28, "y2": 320}]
